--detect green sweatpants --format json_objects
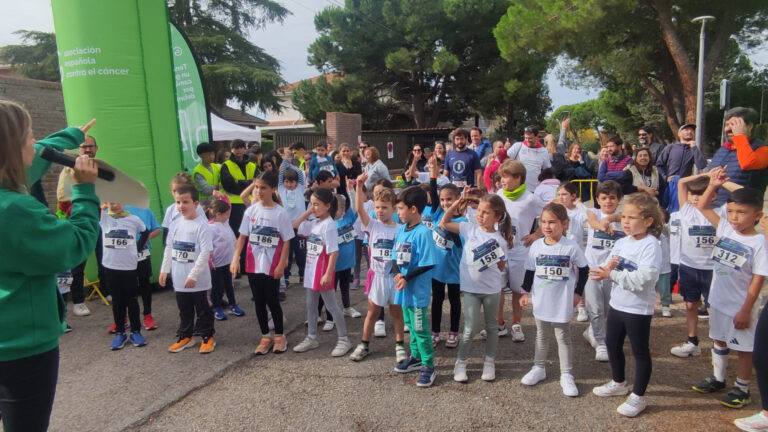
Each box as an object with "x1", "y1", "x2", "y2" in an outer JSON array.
[{"x1": 404, "y1": 306, "x2": 433, "y2": 368}]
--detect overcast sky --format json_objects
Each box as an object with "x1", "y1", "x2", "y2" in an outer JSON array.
[{"x1": 3, "y1": 0, "x2": 763, "y2": 120}]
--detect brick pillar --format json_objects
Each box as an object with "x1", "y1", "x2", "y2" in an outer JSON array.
[{"x1": 326, "y1": 112, "x2": 361, "y2": 148}]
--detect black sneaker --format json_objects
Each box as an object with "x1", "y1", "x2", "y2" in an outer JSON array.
[
  {"x1": 698, "y1": 307, "x2": 709, "y2": 319},
  {"x1": 721, "y1": 387, "x2": 751, "y2": 408},
  {"x1": 692, "y1": 376, "x2": 726, "y2": 393},
  {"x1": 279, "y1": 291, "x2": 287, "y2": 302}
]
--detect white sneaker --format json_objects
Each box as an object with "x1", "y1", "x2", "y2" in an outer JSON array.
[
  {"x1": 583, "y1": 326, "x2": 597, "y2": 349},
  {"x1": 73, "y1": 303, "x2": 90, "y2": 317},
  {"x1": 592, "y1": 380, "x2": 629, "y2": 397},
  {"x1": 374, "y1": 320, "x2": 386, "y2": 337},
  {"x1": 521, "y1": 366, "x2": 546, "y2": 386},
  {"x1": 331, "y1": 339, "x2": 353, "y2": 357},
  {"x1": 322, "y1": 320, "x2": 335, "y2": 331},
  {"x1": 395, "y1": 345, "x2": 407, "y2": 363},
  {"x1": 292, "y1": 337, "x2": 319, "y2": 353},
  {"x1": 480, "y1": 321, "x2": 508, "y2": 339},
  {"x1": 576, "y1": 306, "x2": 588, "y2": 322},
  {"x1": 734, "y1": 412, "x2": 768, "y2": 431},
  {"x1": 454, "y1": 360, "x2": 468, "y2": 383},
  {"x1": 595, "y1": 344, "x2": 609, "y2": 362},
  {"x1": 511, "y1": 323, "x2": 524, "y2": 342},
  {"x1": 617, "y1": 393, "x2": 647, "y2": 417},
  {"x1": 349, "y1": 343, "x2": 369, "y2": 361},
  {"x1": 661, "y1": 306, "x2": 671, "y2": 318},
  {"x1": 343, "y1": 307, "x2": 362, "y2": 318},
  {"x1": 481, "y1": 360, "x2": 496, "y2": 382},
  {"x1": 404, "y1": 324, "x2": 410, "y2": 333},
  {"x1": 670, "y1": 341, "x2": 701, "y2": 358},
  {"x1": 560, "y1": 373, "x2": 579, "y2": 397}
]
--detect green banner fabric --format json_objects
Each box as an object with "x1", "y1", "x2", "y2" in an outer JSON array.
[
  {"x1": 170, "y1": 24, "x2": 211, "y2": 171},
  {"x1": 52, "y1": 0, "x2": 183, "y2": 277}
]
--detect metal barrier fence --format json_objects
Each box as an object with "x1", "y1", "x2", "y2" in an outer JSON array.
[{"x1": 570, "y1": 179, "x2": 599, "y2": 206}]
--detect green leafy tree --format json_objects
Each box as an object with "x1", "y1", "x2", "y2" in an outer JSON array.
[
  {"x1": 168, "y1": 0, "x2": 290, "y2": 112},
  {"x1": 0, "y1": 31, "x2": 59, "y2": 82}
]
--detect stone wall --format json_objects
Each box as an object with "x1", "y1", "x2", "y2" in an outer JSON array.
[{"x1": 0, "y1": 76, "x2": 67, "y2": 212}]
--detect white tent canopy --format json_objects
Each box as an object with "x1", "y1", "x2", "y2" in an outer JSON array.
[{"x1": 210, "y1": 112, "x2": 262, "y2": 142}]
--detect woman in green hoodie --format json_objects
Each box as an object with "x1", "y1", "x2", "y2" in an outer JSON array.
[{"x1": 0, "y1": 100, "x2": 99, "y2": 432}]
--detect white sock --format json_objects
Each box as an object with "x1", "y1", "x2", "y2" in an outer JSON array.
[
  {"x1": 338, "y1": 336, "x2": 349, "y2": 342},
  {"x1": 735, "y1": 378, "x2": 750, "y2": 393},
  {"x1": 712, "y1": 344, "x2": 730, "y2": 382}
]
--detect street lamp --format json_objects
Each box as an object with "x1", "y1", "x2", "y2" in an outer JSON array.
[{"x1": 692, "y1": 15, "x2": 715, "y2": 150}]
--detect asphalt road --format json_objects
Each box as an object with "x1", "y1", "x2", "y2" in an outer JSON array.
[{"x1": 33, "y1": 272, "x2": 764, "y2": 432}]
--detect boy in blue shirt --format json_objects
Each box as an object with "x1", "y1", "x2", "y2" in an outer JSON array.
[
  {"x1": 392, "y1": 186, "x2": 439, "y2": 387},
  {"x1": 308, "y1": 141, "x2": 339, "y2": 184}
]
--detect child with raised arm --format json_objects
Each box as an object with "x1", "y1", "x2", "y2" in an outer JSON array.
[
  {"x1": 690, "y1": 167, "x2": 768, "y2": 409},
  {"x1": 519, "y1": 203, "x2": 589, "y2": 396},
  {"x1": 279, "y1": 161, "x2": 307, "y2": 293},
  {"x1": 349, "y1": 173, "x2": 406, "y2": 363},
  {"x1": 159, "y1": 185, "x2": 216, "y2": 354},
  {"x1": 590, "y1": 193, "x2": 663, "y2": 417},
  {"x1": 440, "y1": 194, "x2": 511, "y2": 382}
]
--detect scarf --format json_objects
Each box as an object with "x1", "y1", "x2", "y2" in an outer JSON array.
[
  {"x1": 524, "y1": 140, "x2": 543, "y2": 149},
  {"x1": 722, "y1": 140, "x2": 735, "y2": 151},
  {"x1": 502, "y1": 184, "x2": 526, "y2": 201}
]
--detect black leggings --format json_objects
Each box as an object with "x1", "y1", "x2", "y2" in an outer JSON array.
[
  {"x1": 248, "y1": 273, "x2": 284, "y2": 335},
  {"x1": 431, "y1": 279, "x2": 461, "y2": 333},
  {"x1": 105, "y1": 268, "x2": 140, "y2": 333},
  {"x1": 229, "y1": 203, "x2": 247, "y2": 273},
  {"x1": 753, "y1": 304, "x2": 768, "y2": 410},
  {"x1": 211, "y1": 265, "x2": 236, "y2": 308},
  {"x1": 137, "y1": 258, "x2": 152, "y2": 315},
  {"x1": 0, "y1": 347, "x2": 59, "y2": 432},
  {"x1": 606, "y1": 307, "x2": 652, "y2": 396},
  {"x1": 175, "y1": 291, "x2": 214, "y2": 339},
  {"x1": 318, "y1": 268, "x2": 352, "y2": 320}
]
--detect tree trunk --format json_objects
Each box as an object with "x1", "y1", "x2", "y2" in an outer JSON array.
[
  {"x1": 641, "y1": 76, "x2": 681, "y2": 135},
  {"x1": 410, "y1": 71, "x2": 425, "y2": 128}
]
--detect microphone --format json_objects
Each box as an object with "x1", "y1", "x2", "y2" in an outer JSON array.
[{"x1": 40, "y1": 147, "x2": 115, "y2": 181}]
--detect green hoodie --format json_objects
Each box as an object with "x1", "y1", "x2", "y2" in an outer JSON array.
[{"x1": 0, "y1": 127, "x2": 100, "y2": 362}]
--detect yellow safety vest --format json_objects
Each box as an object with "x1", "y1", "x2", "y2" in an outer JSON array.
[
  {"x1": 192, "y1": 163, "x2": 221, "y2": 200},
  {"x1": 223, "y1": 160, "x2": 256, "y2": 204}
]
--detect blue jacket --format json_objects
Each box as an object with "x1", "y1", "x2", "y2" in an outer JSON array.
[{"x1": 656, "y1": 142, "x2": 707, "y2": 180}]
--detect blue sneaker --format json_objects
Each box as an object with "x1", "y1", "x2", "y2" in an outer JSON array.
[
  {"x1": 129, "y1": 331, "x2": 147, "y2": 347},
  {"x1": 229, "y1": 304, "x2": 245, "y2": 317},
  {"x1": 214, "y1": 307, "x2": 227, "y2": 321},
  {"x1": 394, "y1": 356, "x2": 422, "y2": 373},
  {"x1": 417, "y1": 366, "x2": 436, "y2": 387},
  {"x1": 110, "y1": 333, "x2": 128, "y2": 350}
]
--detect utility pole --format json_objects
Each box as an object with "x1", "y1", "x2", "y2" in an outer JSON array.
[{"x1": 692, "y1": 15, "x2": 715, "y2": 150}]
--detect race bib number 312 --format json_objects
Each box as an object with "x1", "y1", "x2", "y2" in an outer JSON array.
[{"x1": 712, "y1": 237, "x2": 750, "y2": 270}]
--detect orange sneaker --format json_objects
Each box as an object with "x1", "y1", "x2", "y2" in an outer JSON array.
[
  {"x1": 199, "y1": 336, "x2": 215, "y2": 354},
  {"x1": 168, "y1": 337, "x2": 195, "y2": 353},
  {"x1": 254, "y1": 336, "x2": 273, "y2": 355},
  {"x1": 272, "y1": 335, "x2": 287, "y2": 353}
]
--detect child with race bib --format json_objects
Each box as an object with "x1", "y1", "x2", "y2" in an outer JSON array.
[
  {"x1": 206, "y1": 199, "x2": 245, "y2": 321},
  {"x1": 590, "y1": 192, "x2": 663, "y2": 417},
  {"x1": 556, "y1": 182, "x2": 588, "y2": 322},
  {"x1": 101, "y1": 202, "x2": 149, "y2": 350},
  {"x1": 440, "y1": 194, "x2": 512, "y2": 383},
  {"x1": 349, "y1": 174, "x2": 406, "y2": 363},
  {"x1": 519, "y1": 203, "x2": 589, "y2": 396},
  {"x1": 160, "y1": 185, "x2": 216, "y2": 354},
  {"x1": 233, "y1": 171, "x2": 294, "y2": 354},
  {"x1": 292, "y1": 188, "x2": 353, "y2": 357},
  {"x1": 690, "y1": 168, "x2": 768, "y2": 409},
  {"x1": 392, "y1": 186, "x2": 440, "y2": 387}
]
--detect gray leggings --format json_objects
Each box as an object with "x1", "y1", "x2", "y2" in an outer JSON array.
[
  {"x1": 534, "y1": 319, "x2": 573, "y2": 375},
  {"x1": 457, "y1": 291, "x2": 501, "y2": 361},
  {"x1": 585, "y1": 277, "x2": 612, "y2": 345},
  {"x1": 306, "y1": 289, "x2": 347, "y2": 339}
]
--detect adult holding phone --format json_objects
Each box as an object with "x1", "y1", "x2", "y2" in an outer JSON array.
[{"x1": 0, "y1": 101, "x2": 100, "y2": 432}]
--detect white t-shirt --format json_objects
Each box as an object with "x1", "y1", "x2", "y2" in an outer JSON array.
[
  {"x1": 209, "y1": 221, "x2": 236, "y2": 268},
  {"x1": 669, "y1": 211, "x2": 681, "y2": 265},
  {"x1": 465, "y1": 205, "x2": 477, "y2": 224},
  {"x1": 565, "y1": 207, "x2": 585, "y2": 250},
  {"x1": 278, "y1": 184, "x2": 307, "y2": 223},
  {"x1": 659, "y1": 231, "x2": 671, "y2": 274},
  {"x1": 585, "y1": 208, "x2": 625, "y2": 268},
  {"x1": 239, "y1": 203, "x2": 295, "y2": 276},
  {"x1": 363, "y1": 218, "x2": 398, "y2": 274},
  {"x1": 497, "y1": 190, "x2": 546, "y2": 261},
  {"x1": 608, "y1": 235, "x2": 662, "y2": 316},
  {"x1": 298, "y1": 217, "x2": 339, "y2": 290},
  {"x1": 100, "y1": 212, "x2": 146, "y2": 271},
  {"x1": 679, "y1": 202, "x2": 718, "y2": 270},
  {"x1": 525, "y1": 237, "x2": 588, "y2": 323},
  {"x1": 167, "y1": 218, "x2": 213, "y2": 292},
  {"x1": 459, "y1": 222, "x2": 509, "y2": 295},
  {"x1": 709, "y1": 218, "x2": 768, "y2": 316},
  {"x1": 506, "y1": 142, "x2": 551, "y2": 190},
  {"x1": 162, "y1": 203, "x2": 207, "y2": 229}
]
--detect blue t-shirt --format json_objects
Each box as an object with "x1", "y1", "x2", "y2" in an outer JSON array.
[
  {"x1": 433, "y1": 215, "x2": 467, "y2": 284},
  {"x1": 392, "y1": 223, "x2": 438, "y2": 308},
  {"x1": 124, "y1": 206, "x2": 160, "y2": 251},
  {"x1": 335, "y1": 208, "x2": 357, "y2": 271},
  {"x1": 309, "y1": 153, "x2": 338, "y2": 181},
  {"x1": 421, "y1": 205, "x2": 443, "y2": 231},
  {"x1": 443, "y1": 149, "x2": 481, "y2": 186}
]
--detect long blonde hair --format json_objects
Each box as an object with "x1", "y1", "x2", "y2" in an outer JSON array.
[{"x1": 0, "y1": 100, "x2": 32, "y2": 193}]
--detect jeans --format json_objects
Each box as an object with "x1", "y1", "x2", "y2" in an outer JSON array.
[
  {"x1": 656, "y1": 272, "x2": 671, "y2": 307},
  {"x1": 457, "y1": 292, "x2": 500, "y2": 361},
  {"x1": 0, "y1": 347, "x2": 59, "y2": 432}
]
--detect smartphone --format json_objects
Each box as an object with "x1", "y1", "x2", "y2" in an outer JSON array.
[{"x1": 561, "y1": 111, "x2": 571, "y2": 121}]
